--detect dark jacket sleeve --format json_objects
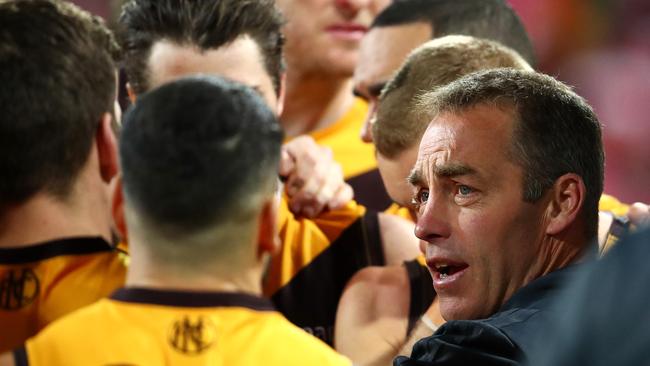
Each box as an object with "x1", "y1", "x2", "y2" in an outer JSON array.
[{"x1": 394, "y1": 320, "x2": 522, "y2": 366}]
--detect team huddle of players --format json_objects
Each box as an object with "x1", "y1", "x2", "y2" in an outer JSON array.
[{"x1": 0, "y1": 0, "x2": 648, "y2": 365}]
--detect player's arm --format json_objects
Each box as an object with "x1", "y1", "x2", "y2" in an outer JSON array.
[
  {"x1": 378, "y1": 213, "x2": 420, "y2": 265},
  {"x1": 279, "y1": 135, "x2": 419, "y2": 265},
  {"x1": 336, "y1": 261, "x2": 443, "y2": 366},
  {"x1": 335, "y1": 266, "x2": 410, "y2": 366},
  {"x1": 280, "y1": 135, "x2": 353, "y2": 218},
  {"x1": 597, "y1": 196, "x2": 649, "y2": 253},
  {"x1": 628, "y1": 202, "x2": 649, "y2": 227},
  {"x1": 396, "y1": 307, "x2": 441, "y2": 359}
]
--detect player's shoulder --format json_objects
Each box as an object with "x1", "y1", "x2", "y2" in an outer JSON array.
[
  {"x1": 253, "y1": 312, "x2": 351, "y2": 365},
  {"x1": 31, "y1": 298, "x2": 115, "y2": 340},
  {"x1": 341, "y1": 265, "x2": 411, "y2": 318},
  {"x1": 24, "y1": 299, "x2": 118, "y2": 364}
]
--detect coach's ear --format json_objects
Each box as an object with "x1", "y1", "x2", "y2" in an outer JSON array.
[
  {"x1": 257, "y1": 195, "x2": 281, "y2": 260},
  {"x1": 112, "y1": 176, "x2": 128, "y2": 243},
  {"x1": 97, "y1": 112, "x2": 119, "y2": 183},
  {"x1": 545, "y1": 173, "x2": 586, "y2": 235}
]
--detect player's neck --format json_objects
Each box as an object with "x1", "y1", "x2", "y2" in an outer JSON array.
[
  {"x1": 280, "y1": 74, "x2": 355, "y2": 137},
  {"x1": 125, "y1": 259, "x2": 264, "y2": 296},
  {"x1": 0, "y1": 169, "x2": 112, "y2": 248}
]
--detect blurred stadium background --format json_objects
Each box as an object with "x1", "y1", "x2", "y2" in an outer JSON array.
[{"x1": 71, "y1": 0, "x2": 650, "y2": 203}]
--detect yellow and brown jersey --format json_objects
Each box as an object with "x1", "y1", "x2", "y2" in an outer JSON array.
[
  {"x1": 385, "y1": 202, "x2": 417, "y2": 222},
  {"x1": 0, "y1": 237, "x2": 126, "y2": 352},
  {"x1": 307, "y1": 97, "x2": 392, "y2": 211},
  {"x1": 18, "y1": 288, "x2": 351, "y2": 366},
  {"x1": 599, "y1": 194, "x2": 629, "y2": 217},
  {"x1": 403, "y1": 259, "x2": 436, "y2": 335},
  {"x1": 266, "y1": 199, "x2": 384, "y2": 345},
  {"x1": 598, "y1": 194, "x2": 631, "y2": 253}
]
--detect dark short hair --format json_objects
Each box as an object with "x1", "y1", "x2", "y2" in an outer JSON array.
[
  {"x1": 418, "y1": 69, "x2": 604, "y2": 240},
  {"x1": 0, "y1": 0, "x2": 118, "y2": 212},
  {"x1": 375, "y1": 36, "x2": 531, "y2": 158},
  {"x1": 120, "y1": 76, "x2": 283, "y2": 240},
  {"x1": 372, "y1": 0, "x2": 536, "y2": 67},
  {"x1": 118, "y1": 0, "x2": 284, "y2": 95}
]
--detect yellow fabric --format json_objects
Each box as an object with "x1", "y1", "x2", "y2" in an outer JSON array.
[
  {"x1": 308, "y1": 97, "x2": 377, "y2": 179},
  {"x1": 25, "y1": 298, "x2": 351, "y2": 366},
  {"x1": 263, "y1": 97, "x2": 380, "y2": 297},
  {"x1": 265, "y1": 198, "x2": 366, "y2": 295},
  {"x1": 385, "y1": 203, "x2": 416, "y2": 222},
  {"x1": 601, "y1": 230, "x2": 621, "y2": 255},
  {"x1": 598, "y1": 194, "x2": 629, "y2": 216},
  {"x1": 597, "y1": 194, "x2": 630, "y2": 254},
  {"x1": 0, "y1": 241, "x2": 126, "y2": 352}
]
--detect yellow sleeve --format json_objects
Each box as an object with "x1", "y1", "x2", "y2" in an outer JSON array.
[
  {"x1": 599, "y1": 194, "x2": 629, "y2": 216},
  {"x1": 598, "y1": 194, "x2": 633, "y2": 255},
  {"x1": 264, "y1": 197, "x2": 366, "y2": 295},
  {"x1": 384, "y1": 203, "x2": 416, "y2": 222}
]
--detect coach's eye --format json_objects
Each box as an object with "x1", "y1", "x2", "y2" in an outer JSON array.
[
  {"x1": 457, "y1": 185, "x2": 473, "y2": 196},
  {"x1": 411, "y1": 188, "x2": 429, "y2": 207},
  {"x1": 454, "y1": 184, "x2": 479, "y2": 205}
]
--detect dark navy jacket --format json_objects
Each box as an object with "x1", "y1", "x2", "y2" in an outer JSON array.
[{"x1": 394, "y1": 265, "x2": 582, "y2": 366}]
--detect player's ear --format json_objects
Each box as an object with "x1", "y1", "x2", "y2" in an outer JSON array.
[
  {"x1": 111, "y1": 176, "x2": 128, "y2": 243},
  {"x1": 545, "y1": 173, "x2": 586, "y2": 235},
  {"x1": 97, "y1": 112, "x2": 119, "y2": 183},
  {"x1": 257, "y1": 193, "x2": 281, "y2": 260}
]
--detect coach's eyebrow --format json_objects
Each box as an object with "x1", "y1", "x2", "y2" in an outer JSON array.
[
  {"x1": 407, "y1": 162, "x2": 478, "y2": 187},
  {"x1": 434, "y1": 163, "x2": 477, "y2": 178},
  {"x1": 407, "y1": 167, "x2": 425, "y2": 187}
]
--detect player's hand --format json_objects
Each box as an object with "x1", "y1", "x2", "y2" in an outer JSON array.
[
  {"x1": 280, "y1": 136, "x2": 353, "y2": 218},
  {"x1": 628, "y1": 202, "x2": 650, "y2": 228}
]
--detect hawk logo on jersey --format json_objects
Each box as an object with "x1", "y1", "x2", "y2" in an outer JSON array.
[
  {"x1": 0, "y1": 268, "x2": 40, "y2": 310},
  {"x1": 168, "y1": 315, "x2": 217, "y2": 355}
]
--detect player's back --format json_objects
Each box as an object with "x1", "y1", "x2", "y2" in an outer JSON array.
[
  {"x1": 0, "y1": 237, "x2": 126, "y2": 352},
  {"x1": 20, "y1": 288, "x2": 351, "y2": 366}
]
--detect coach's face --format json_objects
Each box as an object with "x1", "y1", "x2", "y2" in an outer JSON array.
[
  {"x1": 146, "y1": 36, "x2": 279, "y2": 114},
  {"x1": 409, "y1": 104, "x2": 550, "y2": 321},
  {"x1": 277, "y1": 0, "x2": 389, "y2": 77},
  {"x1": 353, "y1": 22, "x2": 431, "y2": 142}
]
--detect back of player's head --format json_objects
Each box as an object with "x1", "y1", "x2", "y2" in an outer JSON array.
[
  {"x1": 375, "y1": 36, "x2": 531, "y2": 158},
  {"x1": 418, "y1": 69, "x2": 604, "y2": 240},
  {"x1": 118, "y1": 0, "x2": 284, "y2": 95},
  {"x1": 372, "y1": 0, "x2": 535, "y2": 66},
  {"x1": 119, "y1": 76, "x2": 283, "y2": 264},
  {"x1": 0, "y1": 0, "x2": 118, "y2": 213}
]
